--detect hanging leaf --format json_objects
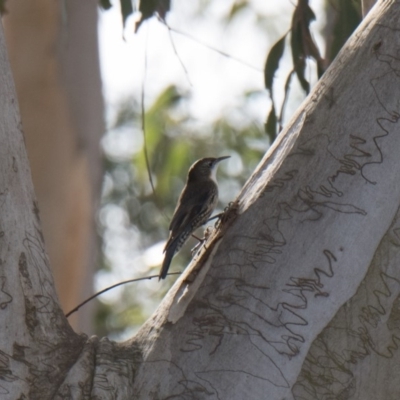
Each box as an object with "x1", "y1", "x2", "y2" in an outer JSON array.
[
  {"x1": 120, "y1": 0, "x2": 134, "y2": 28},
  {"x1": 290, "y1": 0, "x2": 325, "y2": 92},
  {"x1": 136, "y1": 85, "x2": 183, "y2": 185},
  {"x1": 278, "y1": 70, "x2": 295, "y2": 129},
  {"x1": 227, "y1": 1, "x2": 248, "y2": 22},
  {"x1": 99, "y1": 0, "x2": 112, "y2": 10},
  {"x1": 134, "y1": 0, "x2": 171, "y2": 33},
  {"x1": 291, "y1": 38, "x2": 309, "y2": 94},
  {"x1": 147, "y1": 85, "x2": 182, "y2": 114},
  {"x1": 300, "y1": 14, "x2": 325, "y2": 78},
  {"x1": 326, "y1": 0, "x2": 361, "y2": 65},
  {"x1": 264, "y1": 34, "x2": 287, "y2": 95},
  {"x1": 265, "y1": 105, "x2": 277, "y2": 143}
]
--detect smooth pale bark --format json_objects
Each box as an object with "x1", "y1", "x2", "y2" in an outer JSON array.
[
  {"x1": 1, "y1": 0, "x2": 400, "y2": 399},
  {"x1": 3, "y1": 0, "x2": 103, "y2": 333},
  {"x1": 0, "y1": 22, "x2": 84, "y2": 398},
  {"x1": 132, "y1": 1, "x2": 400, "y2": 398}
]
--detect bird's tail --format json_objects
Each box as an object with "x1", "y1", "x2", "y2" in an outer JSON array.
[{"x1": 159, "y1": 240, "x2": 179, "y2": 280}]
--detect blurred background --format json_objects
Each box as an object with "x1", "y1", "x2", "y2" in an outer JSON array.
[{"x1": 1, "y1": 0, "x2": 362, "y2": 340}]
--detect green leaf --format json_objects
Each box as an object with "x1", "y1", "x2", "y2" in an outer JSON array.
[
  {"x1": 290, "y1": 1, "x2": 311, "y2": 94},
  {"x1": 265, "y1": 105, "x2": 277, "y2": 143},
  {"x1": 135, "y1": 86, "x2": 183, "y2": 186},
  {"x1": 134, "y1": 0, "x2": 171, "y2": 32},
  {"x1": 304, "y1": 2, "x2": 316, "y2": 22},
  {"x1": 264, "y1": 34, "x2": 287, "y2": 95},
  {"x1": 120, "y1": 0, "x2": 133, "y2": 28},
  {"x1": 278, "y1": 70, "x2": 295, "y2": 128},
  {"x1": 157, "y1": 141, "x2": 190, "y2": 197},
  {"x1": 147, "y1": 85, "x2": 182, "y2": 114},
  {"x1": 327, "y1": 0, "x2": 361, "y2": 64},
  {"x1": 291, "y1": 41, "x2": 309, "y2": 93},
  {"x1": 227, "y1": 1, "x2": 248, "y2": 21},
  {"x1": 99, "y1": 0, "x2": 112, "y2": 10},
  {"x1": 138, "y1": 0, "x2": 157, "y2": 20}
]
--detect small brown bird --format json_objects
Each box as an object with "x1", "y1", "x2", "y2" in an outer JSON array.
[{"x1": 159, "y1": 156, "x2": 230, "y2": 280}]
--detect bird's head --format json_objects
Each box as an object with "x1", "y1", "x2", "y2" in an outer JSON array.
[{"x1": 187, "y1": 156, "x2": 230, "y2": 182}]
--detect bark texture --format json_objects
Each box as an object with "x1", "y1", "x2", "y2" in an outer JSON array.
[
  {"x1": 131, "y1": 1, "x2": 400, "y2": 398},
  {"x1": 3, "y1": 0, "x2": 103, "y2": 333},
  {"x1": 0, "y1": 22, "x2": 84, "y2": 399}
]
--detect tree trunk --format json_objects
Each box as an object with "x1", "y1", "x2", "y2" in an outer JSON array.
[
  {"x1": 2, "y1": 0, "x2": 103, "y2": 333},
  {"x1": 1, "y1": 0, "x2": 400, "y2": 398}
]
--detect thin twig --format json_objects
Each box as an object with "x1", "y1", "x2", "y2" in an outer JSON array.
[
  {"x1": 163, "y1": 22, "x2": 263, "y2": 73},
  {"x1": 65, "y1": 272, "x2": 182, "y2": 318},
  {"x1": 141, "y1": 27, "x2": 157, "y2": 197},
  {"x1": 166, "y1": 24, "x2": 193, "y2": 87}
]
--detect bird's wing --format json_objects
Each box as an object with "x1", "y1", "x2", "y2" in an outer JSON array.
[
  {"x1": 165, "y1": 185, "x2": 217, "y2": 252},
  {"x1": 169, "y1": 203, "x2": 200, "y2": 235},
  {"x1": 169, "y1": 183, "x2": 216, "y2": 232}
]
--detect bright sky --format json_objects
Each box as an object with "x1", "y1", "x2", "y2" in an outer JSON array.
[{"x1": 98, "y1": 0, "x2": 299, "y2": 122}]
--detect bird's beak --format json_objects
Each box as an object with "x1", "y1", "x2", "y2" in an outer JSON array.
[{"x1": 214, "y1": 155, "x2": 230, "y2": 165}]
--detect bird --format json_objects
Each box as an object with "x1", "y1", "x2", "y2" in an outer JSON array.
[{"x1": 159, "y1": 156, "x2": 230, "y2": 280}]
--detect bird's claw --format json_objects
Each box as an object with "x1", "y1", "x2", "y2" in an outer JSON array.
[
  {"x1": 191, "y1": 240, "x2": 203, "y2": 256},
  {"x1": 191, "y1": 227, "x2": 213, "y2": 256}
]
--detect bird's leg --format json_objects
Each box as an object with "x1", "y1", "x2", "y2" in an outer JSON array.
[
  {"x1": 190, "y1": 233, "x2": 206, "y2": 256},
  {"x1": 190, "y1": 210, "x2": 229, "y2": 256},
  {"x1": 206, "y1": 213, "x2": 223, "y2": 224},
  {"x1": 190, "y1": 240, "x2": 203, "y2": 256},
  {"x1": 191, "y1": 233, "x2": 203, "y2": 242},
  {"x1": 190, "y1": 233, "x2": 206, "y2": 255},
  {"x1": 211, "y1": 202, "x2": 238, "y2": 228},
  {"x1": 191, "y1": 227, "x2": 213, "y2": 256}
]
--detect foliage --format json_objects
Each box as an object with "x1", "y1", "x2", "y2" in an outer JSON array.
[
  {"x1": 263, "y1": 0, "x2": 361, "y2": 139},
  {"x1": 99, "y1": 0, "x2": 171, "y2": 30},
  {"x1": 99, "y1": 0, "x2": 134, "y2": 27},
  {"x1": 325, "y1": 0, "x2": 362, "y2": 64}
]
